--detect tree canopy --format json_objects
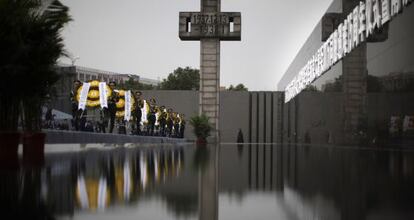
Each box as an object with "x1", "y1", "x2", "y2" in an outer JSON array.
[
  {"x1": 157, "y1": 67, "x2": 248, "y2": 91},
  {"x1": 159, "y1": 67, "x2": 200, "y2": 90},
  {"x1": 227, "y1": 84, "x2": 248, "y2": 91}
]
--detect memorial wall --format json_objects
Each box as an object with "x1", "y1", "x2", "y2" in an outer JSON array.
[{"x1": 278, "y1": 0, "x2": 414, "y2": 146}]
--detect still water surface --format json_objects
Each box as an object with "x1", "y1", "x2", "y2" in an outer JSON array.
[{"x1": 1, "y1": 144, "x2": 414, "y2": 220}]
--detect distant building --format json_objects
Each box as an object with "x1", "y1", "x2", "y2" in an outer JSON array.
[
  {"x1": 56, "y1": 65, "x2": 141, "y2": 84},
  {"x1": 139, "y1": 77, "x2": 160, "y2": 86}
]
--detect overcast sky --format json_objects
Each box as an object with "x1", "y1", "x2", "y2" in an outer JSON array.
[{"x1": 60, "y1": 0, "x2": 332, "y2": 91}]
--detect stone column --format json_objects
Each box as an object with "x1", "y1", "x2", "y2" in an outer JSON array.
[
  {"x1": 200, "y1": 0, "x2": 221, "y2": 142},
  {"x1": 342, "y1": 45, "x2": 367, "y2": 144},
  {"x1": 341, "y1": 0, "x2": 368, "y2": 144},
  {"x1": 200, "y1": 39, "x2": 220, "y2": 142},
  {"x1": 201, "y1": 0, "x2": 220, "y2": 13}
]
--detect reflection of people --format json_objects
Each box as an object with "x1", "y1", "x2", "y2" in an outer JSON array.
[
  {"x1": 390, "y1": 116, "x2": 402, "y2": 137},
  {"x1": 403, "y1": 116, "x2": 414, "y2": 132}
]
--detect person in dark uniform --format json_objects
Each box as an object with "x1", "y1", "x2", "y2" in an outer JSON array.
[
  {"x1": 98, "y1": 108, "x2": 107, "y2": 133},
  {"x1": 134, "y1": 91, "x2": 143, "y2": 135},
  {"x1": 147, "y1": 106, "x2": 156, "y2": 136},
  {"x1": 147, "y1": 98, "x2": 156, "y2": 136},
  {"x1": 149, "y1": 97, "x2": 156, "y2": 108},
  {"x1": 179, "y1": 114, "x2": 186, "y2": 138},
  {"x1": 166, "y1": 108, "x2": 174, "y2": 137},
  {"x1": 173, "y1": 113, "x2": 180, "y2": 138},
  {"x1": 70, "y1": 80, "x2": 82, "y2": 130},
  {"x1": 158, "y1": 106, "x2": 167, "y2": 136},
  {"x1": 107, "y1": 81, "x2": 118, "y2": 133}
]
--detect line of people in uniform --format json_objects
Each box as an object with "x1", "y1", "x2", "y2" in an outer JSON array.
[{"x1": 70, "y1": 80, "x2": 185, "y2": 138}]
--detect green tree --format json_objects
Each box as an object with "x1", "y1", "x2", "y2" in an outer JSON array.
[
  {"x1": 323, "y1": 76, "x2": 342, "y2": 92},
  {"x1": 0, "y1": 0, "x2": 71, "y2": 131},
  {"x1": 303, "y1": 85, "x2": 319, "y2": 92},
  {"x1": 189, "y1": 114, "x2": 212, "y2": 142},
  {"x1": 227, "y1": 83, "x2": 248, "y2": 91},
  {"x1": 159, "y1": 67, "x2": 200, "y2": 90}
]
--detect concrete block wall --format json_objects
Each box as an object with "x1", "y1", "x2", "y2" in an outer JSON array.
[{"x1": 143, "y1": 90, "x2": 283, "y2": 143}]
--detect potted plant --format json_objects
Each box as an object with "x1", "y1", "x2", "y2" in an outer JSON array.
[
  {"x1": 23, "y1": 0, "x2": 71, "y2": 166},
  {"x1": 189, "y1": 114, "x2": 212, "y2": 145},
  {"x1": 0, "y1": 0, "x2": 38, "y2": 168},
  {"x1": 0, "y1": 90, "x2": 21, "y2": 169},
  {"x1": 0, "y1": 0, "x2": 71, "y2": 166}
]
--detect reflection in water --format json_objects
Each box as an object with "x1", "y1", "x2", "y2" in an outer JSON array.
[
  {"x1": 219, "y1": 144, "x2": 414, "y2": 220},
  {"x1": 0, "y1": 145, "x2": 187, "y2": 219},
  {"x1": 1, "y1": 144, "x2": 414, "y2": 219},
  {"x1": 73, "y1": 147, "x2": 185, "y2": 211}
]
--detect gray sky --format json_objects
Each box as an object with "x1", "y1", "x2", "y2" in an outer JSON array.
[{"x1": 60, "y1": 0, "x2": 332, "y2": 91}]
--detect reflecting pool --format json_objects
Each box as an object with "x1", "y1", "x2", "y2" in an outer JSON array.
[{"x1": 1, "y1": 144, "x2": 414, "y2": 220}]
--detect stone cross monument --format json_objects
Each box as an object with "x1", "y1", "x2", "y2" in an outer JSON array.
[{"x1": 179, "y1": 0, "x2": 241, "y2": 142}]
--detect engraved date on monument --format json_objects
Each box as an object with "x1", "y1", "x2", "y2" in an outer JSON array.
[
  {"x1": 200, "y1": 25, "x2": 225, "y2": 35},
  {"x1": 179, "y1": 12, "x2": 241, "y2": 40},
  {"x1": 192, "y1": 14, "x2": 228, "y2": 35},
  {"x1": 192, "y1": 14, "x2": 229, "y2": 25}
]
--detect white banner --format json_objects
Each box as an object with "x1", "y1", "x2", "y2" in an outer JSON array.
[
  {"x1": 99, "y1": 82, "x2": 108, "y2": 109},
  {"x1": 124, "y1": 90, "x2": 132, "y2": 121},
  {"x1": 141, "y1": 100, "x2": 148, "y2": 125},
  {"x1": 78, "y1": 83, "x2": 90, "y2": 110},
  {"x1": 155, "y1": 109, "x2": 160, "y2": 126}
]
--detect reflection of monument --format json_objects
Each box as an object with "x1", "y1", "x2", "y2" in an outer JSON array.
[
  {"x1": 198, "y1": 146, "x2": 218, "y2": 220},
  {"x1": 179, "y1": 0, "x2": 241, "y2": 142}
]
